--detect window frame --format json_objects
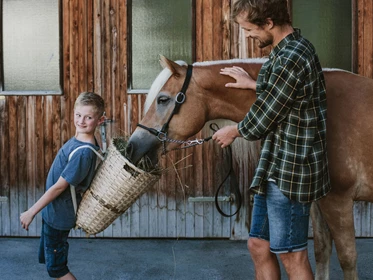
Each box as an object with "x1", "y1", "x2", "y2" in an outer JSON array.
[
  {"x1": 0, "y1": 0, "x2": 63, "y2": 96},
  {"x1": 127, "y1": 0, "x2": 196, "y2": 94}
]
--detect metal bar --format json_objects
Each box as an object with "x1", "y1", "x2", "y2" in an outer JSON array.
[{"x1": 188, "y1": 196, "x2": 231, "y2": 203}]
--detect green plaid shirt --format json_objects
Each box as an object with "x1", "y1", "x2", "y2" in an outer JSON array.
[{"x1": 238, "y1": 29, "x2": 330, "y2": 202}]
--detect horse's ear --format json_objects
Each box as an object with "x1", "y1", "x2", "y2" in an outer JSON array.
[{"x1": 159, "y1": 55, "x2": 183, "y2": 77}]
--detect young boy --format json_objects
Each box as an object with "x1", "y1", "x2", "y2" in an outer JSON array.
[{"x1": 20, "y1": 92, "x2": 105, "y2": 280}]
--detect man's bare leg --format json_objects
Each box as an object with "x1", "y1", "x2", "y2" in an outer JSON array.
[
  {"x1": 248, "y1": 237, "x2": 281, "y2": 280},
  {"x1": 279, "y1": 249, "x2": 313, "y2": 280}
]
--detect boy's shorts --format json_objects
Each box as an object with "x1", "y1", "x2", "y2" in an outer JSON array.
[
  {"x1": 39, "y1": 220, "x2": 71, "y2": 278},
  {"x1": 249, "y1": 181, "x2": 311, "y2": 254}
]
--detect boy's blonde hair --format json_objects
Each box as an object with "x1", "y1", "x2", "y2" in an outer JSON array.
[{"x1": 74, "y1": 92, "x2": 105, "y2": 117}]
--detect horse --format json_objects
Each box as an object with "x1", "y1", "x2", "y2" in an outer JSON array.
[{"x1": 126, "y1": 55, "x2": 373, "y2": 280}]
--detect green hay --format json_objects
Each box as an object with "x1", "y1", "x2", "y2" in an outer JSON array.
[{"x1": 112, "y1": 136, "x2": 162, "y2": 175}]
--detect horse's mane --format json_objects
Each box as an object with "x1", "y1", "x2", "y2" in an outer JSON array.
[
  {"x1": 322, "y1": 68, "x2": 353, "y2": 74},
  {"x1": 193, "y1": 57, "x2": 268, "y2": 66}
]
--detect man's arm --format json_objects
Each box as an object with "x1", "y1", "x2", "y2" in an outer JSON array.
[
  {"x1": 213, "y1": 66, "x2": 255, "y2": 148},
  {"x1": 238, "y1": 61, "x2": 301, "y2": 141}
]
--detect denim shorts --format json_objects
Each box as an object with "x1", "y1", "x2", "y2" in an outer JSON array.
[
  {"x1": 39, "y1": 220, "x2": 71, "y2": 278},
  {"x1": 249, "y1": 181, "x2": 311, "y2": 253}
]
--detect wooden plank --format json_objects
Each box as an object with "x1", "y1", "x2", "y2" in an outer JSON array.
[
  {"x1": 352, "y1": 0, "x2": 359, "y2": 73},
  {"x1": 139, "y1": 192, "x2": 150, "y2": 237},
  {"x1": 35, "y1": 97, "x2": 45, "y2": 236},
  {"x1": 184, "y1": 147, "x2": 196, "y2": 238},
  {"x1": 78, "y1": 0, "x2": 88, "y2": 92},
  {"x1": 130, "y1": 196, "x2": 141, "y2": 237},
  {"x1": 362, "y1": 202, "x2": 372, "y2": 237},
  {"x1": 93, "y1": 0, "x2": 102, "y2": 95},
  {"x1": 174, "y1": 149, "x2": 189, "y2": 237},
  {"x1": 61, "y1": 0, "x2": 71, "y2": 145},
  {"x1": 195, "y1": 0, "x2": 203, "y2": 62},
  {"x1": 17, "y1": 97, "x2": 27, "y2": 237},
  {"x1": 364, "y1": 0, "x2": 373, "y2": 77},
  {"x1": 148, "y1": 184, "x2": 160, "y2": 237},
  {"x1": 102, "y1": 0, "x2": 112, "y2": 120},
  {"x1": 69, "y1": 0, "x2": 80, "y2": 136},
  {"x1": 118, "y1": 0, "x2": 127, "y2": 133},
  {"x1": 354, "y1": 202, "x2": 363, "y2": 236},
  {"x1": 87, "y1": 0, "x2": 94, "y2": 92},
  {"x1": 202, "y1": 0, "x2": 213, "y2": 61},
  {"x1": 43, "y1": 96, "x2": 54, "y2": 203},
  {"x1": 155, "y1": 157, "x2": 170, "y2": 238},
  {"x1": 212, "y1": 0, "x2": 223, "y2": 60},
  {"x1": 110, "y1": 0, "x2": 121, "y2": 129},
  {"x1": 222, "y1": 0, "x2": 231, "y2": 59},
  {"x1": 130, "y1": 95, "x2": 139, "y2": 135},
  {"x1": 162, "y1": 154, "x2": 176, "y2": 238},
  {"x1": 0, "y1": 97, "x2": 10, "y2": 236},
  {"x1": 8, "y1": 97, "x2": 19, "y2": 235},
  {"x1": 357, "y1": 0, "x2": 364, "y2": 75},
  {"x1": 26, "y1": 97, "x2": 37, "y2": 236}
]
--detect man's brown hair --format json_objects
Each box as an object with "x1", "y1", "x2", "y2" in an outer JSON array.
[{"x1": 232, "y1": 0, "x2": 291, "y2": 27}]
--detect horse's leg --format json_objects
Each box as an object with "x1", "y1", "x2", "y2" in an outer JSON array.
[
  {"x1": 319, "y1": 194, "x2": 358, "y2": 280},
  {"x1": 311, "y1": 202, "x2": 332, "y2": 280}
]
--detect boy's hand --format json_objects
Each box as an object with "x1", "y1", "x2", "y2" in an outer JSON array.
[{"x1": 20, "y1": 210, "x2": 35, "y2": 231}]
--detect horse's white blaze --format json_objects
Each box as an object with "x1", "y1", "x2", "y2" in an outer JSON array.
[{"x1": 144, "y1": 60, "x2": 188, "y2": 113}]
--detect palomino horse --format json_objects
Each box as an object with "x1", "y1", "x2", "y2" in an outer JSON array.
[{"x1": 126, "y1": 55, "x2": 373, "y2": 280}]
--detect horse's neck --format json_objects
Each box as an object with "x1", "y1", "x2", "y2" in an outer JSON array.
[{"x1": 194, "y1": 62, "x2": 262, "y2": 123}]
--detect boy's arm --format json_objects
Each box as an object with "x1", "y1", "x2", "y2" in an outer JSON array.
[{"x1": 20, "y1": 176, "x2": 69, "y2": 231}]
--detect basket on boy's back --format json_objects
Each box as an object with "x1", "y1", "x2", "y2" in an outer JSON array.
[{"x1": 75, "y1": 137, "x2": 161, "y2": 235}]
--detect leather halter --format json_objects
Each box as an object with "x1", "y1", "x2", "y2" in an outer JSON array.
[{"x1": 137, "y1": 65, "x2": 196, "y2": 146}]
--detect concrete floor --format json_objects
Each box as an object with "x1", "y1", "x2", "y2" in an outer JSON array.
[{"x1": 1, "y1": 237, "x2": 373, "y2": 279}]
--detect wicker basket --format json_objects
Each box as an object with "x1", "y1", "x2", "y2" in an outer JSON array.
[{"x1": 75, "y1": 140, "x2": 160, "y2": 235}]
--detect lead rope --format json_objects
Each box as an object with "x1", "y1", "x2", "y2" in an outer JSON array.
[{"x1": 208, "y1": 123, "x2": 242, "y2": 217}]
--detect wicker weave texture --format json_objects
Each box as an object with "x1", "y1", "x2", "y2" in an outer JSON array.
[{"x1": 76, "y1": 142, "x2": 160, "y2": 235}]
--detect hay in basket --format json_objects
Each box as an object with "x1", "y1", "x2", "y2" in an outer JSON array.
[{"x1": 75, "y1": 137, "x2": 161, "y2": 235}]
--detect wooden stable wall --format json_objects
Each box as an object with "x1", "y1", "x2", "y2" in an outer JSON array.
[{"x1": 1, "y1": 0, "x2": 373, "y2": 239}]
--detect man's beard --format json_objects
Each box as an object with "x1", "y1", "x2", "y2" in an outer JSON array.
[{"x1": 258, "y1": 38, "x2": 272, "y2": 48}]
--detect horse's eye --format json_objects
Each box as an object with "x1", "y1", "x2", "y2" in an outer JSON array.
[{"x1": 157, "y1": 96, "x2": 170, "y2": 105}]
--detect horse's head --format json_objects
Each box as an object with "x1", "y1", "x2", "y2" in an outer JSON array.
[{"x1": 126, "y1": 55, "x2": 208, "y2": 165}]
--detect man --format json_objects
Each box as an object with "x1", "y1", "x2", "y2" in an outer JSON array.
[{"x1": 212, "y1": 0, "x2": 330, "y2": 279}]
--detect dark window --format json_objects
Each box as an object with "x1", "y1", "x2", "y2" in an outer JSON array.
[
  {"x1": 128, "y1": 0, "x2": 194, "y2": 92},
  {"x1": 292, "y1": 0, "x2": 352, "y2": 71}
]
